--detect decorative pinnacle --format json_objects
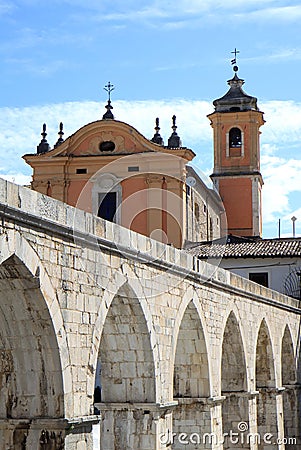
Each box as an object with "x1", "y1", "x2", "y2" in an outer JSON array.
[
  {"x1": 42, "y1": 123, "x2": 47, "y2": 140},
  {"x1": 37, "y1": 123, "x2": 50, "y2": 154},
  {"x1": 151, "y1": 117, "x2": 164, "y2": 145},
  {"x1": 231, "y1": 48, "x2": 240, "y2": 72},
  {"x1": 172, "y1": 115, "x2": 177, "y2": 132},
  {"x1": 102, "y1": 81, "x2": 115, "y2": 120},
  {"x1": 54, "y1": 122, "x2": 64, "y2": 148},
  {"x1": 167, "y1": 115, "x2": 182, "y2": 148}
]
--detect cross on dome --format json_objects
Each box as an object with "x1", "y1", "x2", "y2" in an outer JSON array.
[
  {"x1": 104, "y1": 81, "x2": 115, "y2": 102},
  {"x1": 231, "y1": 48, "x2": 240, "y2": 73},
  {"x1": 102, "y1": 81, "x2": 115, "y2": 120}
]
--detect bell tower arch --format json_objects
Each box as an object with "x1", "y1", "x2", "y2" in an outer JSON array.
[{"x1": 208, "y1": 58, "x2": 265, "y2": 237}]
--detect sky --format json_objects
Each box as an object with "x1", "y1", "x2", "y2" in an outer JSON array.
[{"x1": 0, "y1": 0, "x2": 301, "y2": 238}]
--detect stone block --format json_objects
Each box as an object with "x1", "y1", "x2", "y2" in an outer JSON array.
[{"x1": 0, "y1": 177, "x2": 7, "y2": 203}]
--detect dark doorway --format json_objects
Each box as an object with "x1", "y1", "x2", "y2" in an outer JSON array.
[{"x1": 98, "y1": 192, "x2": 117, "y2": 222}]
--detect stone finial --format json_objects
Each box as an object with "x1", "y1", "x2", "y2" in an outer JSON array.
[
  {"x1": 54, "y1": 122, "x2": 64, "y2": 148},
  {"x1": 102, "y1": 82, "x2": 115, "y2": 120},
  {"x1": 102, "y1": 100, "x2": 114, "y2": 120},
  {"x1": 151, "y1": 117, "x2": 164, "y2": 145},
  {"x1": 167, "y1": 115, "x2": 182, "y2": 148},
  {"x1": 37, "y1": 123, "x2": 50, "y2": 154}
]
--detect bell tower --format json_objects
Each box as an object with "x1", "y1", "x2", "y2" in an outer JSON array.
[{"x1": 208, "y1": 52, "x2": 265, "y2": 237}]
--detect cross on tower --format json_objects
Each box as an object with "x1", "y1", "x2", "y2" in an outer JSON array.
[
  {"x1": 231, "y1": 48, "x2": 240, "y2": 65},
  {"x1": 104, "y1": 82, "x2": 115, "y2": 102}
]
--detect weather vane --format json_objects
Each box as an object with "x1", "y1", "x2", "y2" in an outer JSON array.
[
  {"x1": 104, "y1": 82, "x2": 115, "y2": 102},
  {"x1": 231, "y1": 48, "x2": 240, "y2": 72}
]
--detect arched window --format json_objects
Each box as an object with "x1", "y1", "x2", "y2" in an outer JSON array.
[
  {"x1": 229, "y1": 127, "x2": 241, "y2": 147},
  {"x1": 91, "y1": 173, "x2": 122, "y2": 224},
  {"x1": 228, "y1": 127, "x2": 243, "y2": 157}
]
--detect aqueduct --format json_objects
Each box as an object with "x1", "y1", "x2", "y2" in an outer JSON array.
[{"x1": 0, "y1": 178, "x2": 300, "y2": 449}]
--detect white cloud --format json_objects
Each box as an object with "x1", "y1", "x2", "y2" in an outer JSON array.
[
  {"x1": 239, "y1": 5, "x2": 301, "y2": 22},
  {"x1": 0, "y1": 0, "x2": 13, "y2": 15},
  {"x1": 261, "y1": 156, "x2": 301, "y2": 221},
  {"x1": 0, "y1": 25, "x2": 93, "y2": 56},
  {"x1": 242, "y1": 48, "x2": 301, "y2": 65},
  {"x1": 68, "y1": 0, "x2": 301, "y2": 26},
  {"x1": 261, "y1": 101, "x2": 301, "y2": 144},
  {"x1": 0, "y1": 173, "x2": 31, "y2": 186},
  {"x1": 4, "y1": 57, "x2": 71, "y2": 77}
]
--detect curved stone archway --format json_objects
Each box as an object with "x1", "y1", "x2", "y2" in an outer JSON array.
[
  {"x1": 281, "y1": 325, "x2": 299, "y2": 448},
  {"x1": 0, "y1": 254, "x2": 66, "y2": 448},
  {"x1": 255, "y1": 319, "x2": 277, "y2": 449},
  {"x1": 221, "y1": 311, "x2": 249, "y2": 449},
  {"x1": 94, "y1": 283, "x2": 157, "y2": 450},
  {"x1": 172, "y1": 300, "x2": 211, "y2": 450},
  {"x1": 173, "y1": 300, "x2": 210, "y2": 399},
  {"x1": 95, "y1": 283, "x2": 155, "y2": 404},
  {"x1": 88, "y1": 274, "x2": 160, "y2": 400},
  {"x1": 0, "y1": 232, "x2": 72, "y2": 412},
  {"x1": 256, "y1": 319, "x2": 275, "y2": 389}
]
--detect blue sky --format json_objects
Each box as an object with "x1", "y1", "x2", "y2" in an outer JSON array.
[{"x1": 0, "y1": 0, "x2": 301, "y2": 238}]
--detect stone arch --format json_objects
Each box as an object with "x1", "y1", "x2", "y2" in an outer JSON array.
[
  {"x1": 173, "y1": 300, "x2": 209, "y2": 399},
  {"x1": 94, "y1": 282, "x2": 155, "y2": 403},
  {"x1": 170, "y1": 287, "x2": 211, "y2": 391},
  {"x1": 221, "y1": 311, "x2": 249, "y2": 448},
  {"x1": 88, "y1": 274, "x2": 159, "y2": 398},
  {"x1": 281, "y1": 325, "x2": 298, "y2": 447},
  {"x1": 221, "y1": 311, "x2": 247, "y2": 392},
  {"x1": 282, "y1": 325, "x2": 296, "y2": 386},
  {"x1": 0, "y1": 250, "x2": 68, "y2": 448},
  {"x1": 255, "y1": 319, "x2": 277, "y2": 448},
  {"x1": 256, "y1": 319, "x2": 275, "y2": 389},
  {"x1": 0, "y1": 232, "x2": 71, "y2": 414},
  {"x1": 172, "y1": 299, "x2": 211, "y2": 449}
]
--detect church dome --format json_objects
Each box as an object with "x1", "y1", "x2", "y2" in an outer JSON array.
[{"x1": 213, "y1": 72, "x2": 258, "y2": 113}]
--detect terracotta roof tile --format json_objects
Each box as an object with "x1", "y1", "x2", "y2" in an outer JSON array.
[{"x1": 186, "y1": 237, "x2": 301, "y2": 259}]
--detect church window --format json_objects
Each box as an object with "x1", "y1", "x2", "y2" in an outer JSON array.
[
  {"x1": 229, "y1": 127, "x2": 242, "y2": 147},
  {"x1": 92, "y1": 174, "x2": 122, "y2": 224},
  {"x1": 98, "y1": 192, "x2": 117, "y2": 222},
  {"x1": 76, "y1": 168, "x2": 87, "y2": 174},
  {"x1": 99, "y1": 141, "x2": 115, "y2": 152}
]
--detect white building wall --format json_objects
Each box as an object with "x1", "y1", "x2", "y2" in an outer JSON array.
[{"x1": 220, "y1": 257, "x2": 301, "y2": 296}]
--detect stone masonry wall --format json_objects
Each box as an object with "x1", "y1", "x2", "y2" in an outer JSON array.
[{"x1": 0, "y1": 178, "x2": 300, "y2": 449}]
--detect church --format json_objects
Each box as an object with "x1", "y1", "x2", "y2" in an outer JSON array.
[
  {"x1": 23, "y1": 59, "x2": 264, "y2": 246},
  {"x1": 23, "y1": 59, "x2": 301, "y2": 299}
]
